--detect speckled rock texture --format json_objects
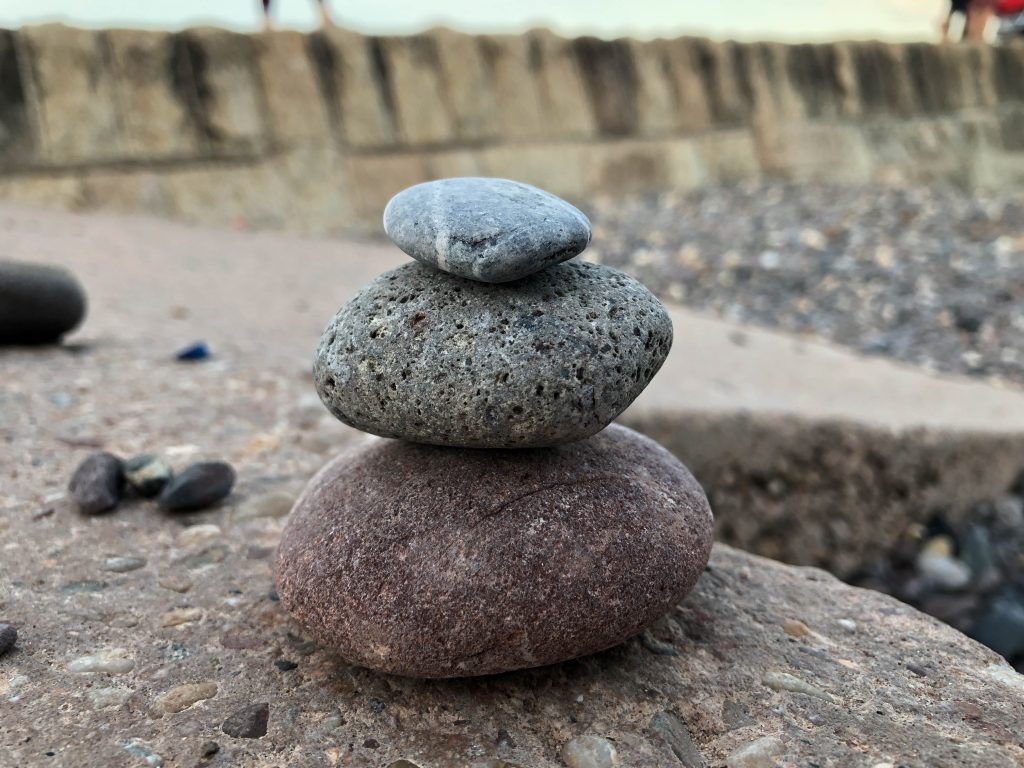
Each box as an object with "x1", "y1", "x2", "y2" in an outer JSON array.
[
  {"x1": 276, "y1": 425, "x2": 713, "y2": 677},
  {"x1": 314, "y1": 261, "x2": 672, "y2": 448},
  {"x1": 0, "y1": 259, "x2": 86, "y2": 344},
  {"x1": 383, "y1": 178, "x2": 592, "y2": 283}
]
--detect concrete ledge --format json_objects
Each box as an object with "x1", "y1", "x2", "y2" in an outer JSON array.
[{"x1": 0, "y1": 26, "x2": 1022, "y2": 228}]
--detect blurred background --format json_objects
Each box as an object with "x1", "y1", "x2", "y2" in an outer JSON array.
[{"x1": 2, "y1": 1, "x2": 1024, "y2": 670}]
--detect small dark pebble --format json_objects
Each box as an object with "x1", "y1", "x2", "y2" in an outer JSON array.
[
  {"x1": 176, "y1": 341, "x2": 211, "y2": 361},
  {"x1": 906, "y1": 662, "x2": 929, "y2": 677},
  {"x1": 124, "y1": 453, "x2": 173, "y2": 498},
  {"x1": 69, "y1": 451, "x2": 125, "y2": 514},
  {"x1": 369, "y1": 698, "x2": 387, "y2": 714},
  {"x1": 199, "y1": 741, "x2": 219, "y2": 758},
  {"x1": 222, "y1": 703, "x2": 269, "y2": 739},
  {"x1": 158, "y1": 461, "x2": 236, "y2": 512},
  {"x1": 953, "y1": 305, "x2": 984, "y2": 334},
  {"x1": 274, "y1": 659, "x2": 298, "y2": 672},
  {"x1": 0, "y1": 624, "x2": 17, "y2": 656},
  {"x1": 267, "y1": 588, "x2": 279, "y2": 602},
  {"x1": 362, "y1": 739, "x2": 380, "y2": 749}
]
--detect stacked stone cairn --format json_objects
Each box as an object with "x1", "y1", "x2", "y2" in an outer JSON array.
[{"x1": 277, "y1": 178, "x2": 714, "y2": 678}]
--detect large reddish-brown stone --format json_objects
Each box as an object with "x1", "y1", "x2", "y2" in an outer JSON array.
[{"x1": 276, "y1": 424, "x2": 713, "y2": 677}]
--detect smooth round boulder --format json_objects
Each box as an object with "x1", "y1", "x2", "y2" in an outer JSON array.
[
  {"x1": 276, "y1": 424, "x2": 714, "y2": 678},
  {"x1": 314, "y1": 261, "x2": 672, "y2": 448},
  {"x1": 383, "y1": 177, "x2": 591, "y2": 283},
  {"x1": 0, "y1": 260, "x2": 86, "y2": 345}
]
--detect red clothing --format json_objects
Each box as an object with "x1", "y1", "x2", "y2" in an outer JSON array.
[{"x1": 998, "y1": 0, "x2": 1024, "y2": 14}]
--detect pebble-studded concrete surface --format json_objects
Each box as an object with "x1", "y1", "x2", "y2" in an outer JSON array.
[
  {"x1": 1, "y1": 204, "x2": 1023, "y2": 767},
  {"x1": 585, "y1": 181, "x2": 1024, "y2": 383}
]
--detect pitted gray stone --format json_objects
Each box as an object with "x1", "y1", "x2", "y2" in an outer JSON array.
[
  {"x1": 382, "y1": 177, "x2": 592, "y2": 283},
  {"x1": 313, "y1": 260, "x2": 673, "y2": 448}
]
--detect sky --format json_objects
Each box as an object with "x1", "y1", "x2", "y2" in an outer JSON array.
[{"x1": 0, "y1": 0, "x2": 947, "y2": 42}]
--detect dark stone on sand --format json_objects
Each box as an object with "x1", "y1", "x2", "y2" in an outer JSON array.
[
  {"x1": 69, "y1": 451, "x2": 125, "y2": 514},
  {"x1": 222, "y1": 703, "x2": 269, "y2": 738},
  {"x1": 0, "y1": 260, "x2": 86, "y2": 345},
  {"x1": 314, "y1": 260, "x2": 672, "y2": 448},
  {"x1": 383, "y1": 177, "x2": 591, "y2": 283},
  {"x1": 158, "y1": 461, "x2": 235, "y2": 512},
  {"x1": 0, "y1": 624, "x2": 16, "y2": 656},
  {"x1": 276, "y1": 424, "x2": 713, "y2": 678}
]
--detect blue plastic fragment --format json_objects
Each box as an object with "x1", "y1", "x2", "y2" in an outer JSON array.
[{"x1": 175, "y1": 341, "x2": 211, "y2": 361}]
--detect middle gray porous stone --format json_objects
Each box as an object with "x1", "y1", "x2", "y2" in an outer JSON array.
[
  {"x1": 383, "y1": 177, "x2": 592, "y2": 283},
  {"x1": 314, "y1": 261, "x2": 672, "y2": 448}
]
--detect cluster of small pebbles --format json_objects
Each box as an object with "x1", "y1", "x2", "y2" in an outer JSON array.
[
  {"x1": 278, "y1": 178, "x2": 714, "y2": 678},
  {"x1": 850, "y1": 472, "x2": 1024, "y2": 672},
  {"x1": 587, "y1": 181, "x2": 1024, "y2": 382},
  {"x1": 69, "y1": 451, "x2": 235, "y2": 515}
]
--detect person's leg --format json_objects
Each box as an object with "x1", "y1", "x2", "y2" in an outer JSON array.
[
  {"x1": 261, "y1": 0, "x2": 272, "y2": 31},
  {"x1": 315, "y1": 0, "x2": 334, "y2": 28},
  {"x1": 966, "y1": 0, "x2": 996, "y2": 40}
]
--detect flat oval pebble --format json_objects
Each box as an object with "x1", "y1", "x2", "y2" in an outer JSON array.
[
  {"x1": 69, "y1": 452, "x2": 125, "y2": 514},
  {"x1": 0, "y1": 260, "x2": 86, "y2": 344},
  {"x1": 158, "y1": 461, "x2": 235, "y2": 512},
  {"x1": 383, "y1": 178, "x2": 591, "y2": 283},
  {"x1": 314, "y1": 261, "x2": 672, "y2": 448},
  {"x1": 276, "y1": 424, "x2": 713, "y2": 677}
]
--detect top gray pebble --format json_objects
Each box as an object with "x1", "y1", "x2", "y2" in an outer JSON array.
[{"x1": 383, "y1": 177, "x2": 592, "y2": 284}]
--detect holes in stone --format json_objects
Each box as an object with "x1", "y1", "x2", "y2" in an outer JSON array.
[
  {"x1": 535, "y1": 384, "x2": 544, "y2": 395},
  {"x1": 324, "y1": 376, "x2": 336, "y2": 389},
  {"x1": 511, "y1": 405, "x2": 524, "y2": 415},
  {"x1": 410, "y1": 311, "x2": 428, "y2": 329}
]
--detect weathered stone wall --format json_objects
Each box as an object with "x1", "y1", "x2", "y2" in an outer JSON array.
[{"x1": 0, "y1": 24, "x2": 1022, "y2": 232}]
